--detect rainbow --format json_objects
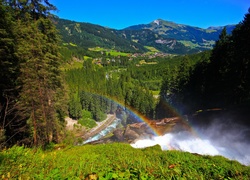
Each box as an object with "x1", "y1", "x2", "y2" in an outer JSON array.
[
  {"x1": 113, "y1": 95, "x2": 199, "y2": 140},
  {"x1": 84, "y1": 92, "x2": 198, "y2": 138}
]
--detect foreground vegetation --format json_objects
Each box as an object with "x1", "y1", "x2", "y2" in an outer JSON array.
[{"x1": 1, "y1": 143, "x2": 250, "y2": 179}]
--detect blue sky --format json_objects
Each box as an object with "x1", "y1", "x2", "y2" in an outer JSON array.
[{"x1": 50, "y1": 0, "x2": 250, "y2": 29}]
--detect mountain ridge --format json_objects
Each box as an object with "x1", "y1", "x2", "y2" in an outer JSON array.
[
  {"x1": 55, "y1": 17, "x2": 235, "y2": 55},
  {"x1": 125, "y1": 18, "x2": 235, "y2": 32}
]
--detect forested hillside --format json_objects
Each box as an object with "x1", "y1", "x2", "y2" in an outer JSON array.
[
  {"x1": 159, "y1": 9, "x2": 250, "y2": 115},
  {"x1": 125, "y1": 19, "x2": 235, "y2": 52},
  {"x1": 55, "y1": 18, "x2": 147, "y2": 53},
  {"x1": 55, "y1": 18, "x2": 235, "y2": 55}
]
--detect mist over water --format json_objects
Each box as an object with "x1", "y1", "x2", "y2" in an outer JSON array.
[{"x1": 131, "y1": 118, "x2": 250, "y2": 165}]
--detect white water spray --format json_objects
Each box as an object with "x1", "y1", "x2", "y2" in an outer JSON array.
[
  {"x1": 131, "y1": 129, "x2": 250, "y2": 165},
  {"x1": 131, "y1": 132, "x2": 219, "y2": 155}
]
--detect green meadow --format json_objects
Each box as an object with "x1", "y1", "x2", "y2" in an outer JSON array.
[
  {"x1": 60, "y1": 61, "x2": 83, "y2": 71},
  {"x1": 89, "y1": 47, "x2": 130, "y2": 56},
  {"x1": 144, "y1": 46, "x2": 160, "y2": 53},
  {"x1": 1, "y1": 144, "x2": 249, "y2": 179}
]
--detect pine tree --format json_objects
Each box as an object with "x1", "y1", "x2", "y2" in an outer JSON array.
[
  {"x1": 15, "y1": 15, "x2": 65, "y2": 146},
  {"x1": 0, "y1": 3, "x2": 24, "y2": 147},
  {"x1": 229, "y1": 9, "x2": 250, "y2": 103},
  {"x1": 204, "y1": 27, "x2": 232, "y2": 106},
  {"x1": 5, "y1": 0, "x2": 56, "y2": 18},
  {"x1": 1, "y1": 0, "x2": 66, "y2": 147}
]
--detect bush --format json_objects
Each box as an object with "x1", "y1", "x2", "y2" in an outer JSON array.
[{"x1": 78, "y1": 118, "x2": 96, "y2": 128}]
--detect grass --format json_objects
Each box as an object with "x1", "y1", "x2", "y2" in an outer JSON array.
[
  {"x1": 179, "y1": 40, "x2": 199, "y2": 48},
  {"x1": 89, "y1": 47, "x2": 129, "y2": 57},
  {"x1": 144, "y1": 46, "x2": 160, "y2": 53},
  {"x1": 63, "y1": 42, "x2": 77, "y2": 47},
  {"x1": 61, "y1": 61, "x2": 83, "y2": 70},
  {"x1": 151, "y1": 90, "x2": 160, "y2": 96},
  {"x1": 84, "y1": 55, "x2": 92, "y2": 60},
  {"x1": 179, "y1": 40, "x2": 215, "y2": 49},
  {"x1": 139, "y1": 60, "x2": 158, "y2": 65},
  {"x1": 107, "y1": 51, "x2": 129, "y2": 57},
  {"x1": 1, "y1": 143, "x2": 250, "y2": 179}
]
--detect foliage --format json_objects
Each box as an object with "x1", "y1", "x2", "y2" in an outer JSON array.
[
  {"x1": 0, "y1": 144, "x2": 249, "y2": 179},
  {"x1": 65, "y1": 57, "x2": 156, "y2": 121},
  {"x1": 0, "y1": 1, "x2": 67, "y2": 148},
  {"x1": 89, "y1": 47, "x2": 130, "y2": 57},
  {"x1": 0, "y1": 3, "x2": 20, "y2": 146},
  {"x1": 160, "y1": 9, "x2": 250, "y2": 114},
  {"x1": 155, "y1": 51, "x2": 211, "y2": 117},
  {"x1": 55, "y1": 18, "x2": 147, "y2": 53},
  {"x1": 78, "y1": 119, "x2": 96, "y2": 129}
]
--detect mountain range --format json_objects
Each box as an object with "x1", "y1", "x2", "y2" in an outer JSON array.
[{"x1": 55, "y1": 18, "x2": 235, "y2": 55}]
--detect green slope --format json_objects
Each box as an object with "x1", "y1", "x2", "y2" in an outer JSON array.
[
  {"x1": 1, "y1": 144, "x2": 249, "y2": 179},
  {"x1": 55, "y1": 18, "x2": 147, "y2": 53}
]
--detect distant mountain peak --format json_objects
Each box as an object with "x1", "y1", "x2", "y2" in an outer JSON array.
[
  {"x1": 207, "y1": 24, "x2": 236, "y2": 34},
  {"x1": 123, "y1": 19, "x2": 236, "y2": 54},
  {"x1": 150, "y1": 19, "x2": 181, "y2": 29},
  {"x1": 153, "y1": 19, "x2": 161, "y2": 26},
  {"x1": 152, "y1": 19, "x2": 165, "y2": 25}
]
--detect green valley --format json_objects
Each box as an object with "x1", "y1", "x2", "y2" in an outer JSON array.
[{"x1": 0, "y1": 0, "x2": 250, "y2": 179}]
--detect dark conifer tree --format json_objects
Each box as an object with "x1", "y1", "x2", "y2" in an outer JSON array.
[
  {"x1": 229, "y1": 9, "x2": 250, "y2": 104},
  {"x1": 0, "y1": 3, "x2": 21, "y2": 146},
  {"x1": 16, "y1": 15, "x2": 65, "y2": 146},
  {"x1": 0, "y1": 0, "x2": 66, "y2": 147}
]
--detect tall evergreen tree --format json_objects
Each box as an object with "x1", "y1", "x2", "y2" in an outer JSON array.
[
  {"x1": 169, "y1": 8, "x2": 250, "y2": 112},
  {"x1": 204, "y1": 27, "x2": 232, "y2": 106},
  {"x1": 0, "y1": 3, "x2": 21, "y2": 146},
  {"x1": 15, "y1": 15, "x2": 65, "y2": 146},
  {"x1": 204, "y1": 9, "x2": 250, "y2": 106},
  {"x1": 0, "y1": 0, "x2": 66, "y2": 147},
  {"x1": 229, "y1": 8, "x2": 250, "y2": 103},
  {"x1": 4, "y1": 0, "x2": 56, "y2": 18}
]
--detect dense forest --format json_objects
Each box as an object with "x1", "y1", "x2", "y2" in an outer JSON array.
[
  {"x1": 55, "y1": 18, "x2": 148, "y2": 53},
  {"x1": 0, "y1": 1, "x2": 67, "y2": 148},
  {"x1": 159, "y1": 9, "x2": 250, "y2": 115},
  {"x1": 0, "y1": 0, "x2": 250, "y2": 150}
]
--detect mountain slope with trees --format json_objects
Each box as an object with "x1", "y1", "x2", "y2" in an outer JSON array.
[
  {"x1": 55, "y1": 18, "x2": 235, "y2": 55},
  {"x1": 55, "y1": 18, "x2": 147, "y2": 53},
  {"x1": 123, "y1": 19, "x2": 235, "y2": 53},
  {"x1": 159, "y1": 9, "x2": 250, "y2": 115}
]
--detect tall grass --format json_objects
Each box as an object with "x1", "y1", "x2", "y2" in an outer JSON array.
[{"x1": 0, "y1": 143, "x2": 249, "y2": 179}]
